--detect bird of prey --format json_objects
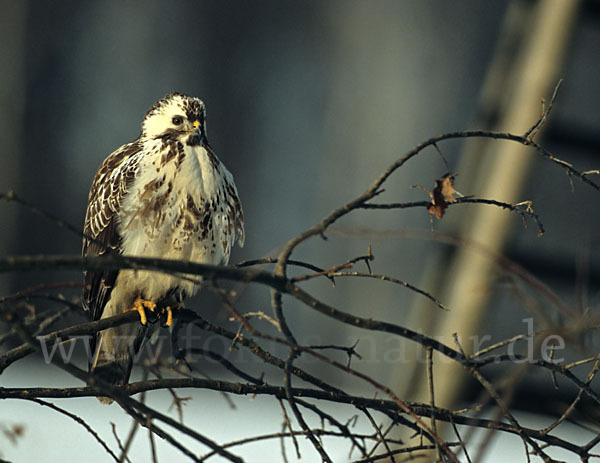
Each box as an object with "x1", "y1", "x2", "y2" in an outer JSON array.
[{"x1": 82, "y1": 93, "x2": 244, "y2": 400}]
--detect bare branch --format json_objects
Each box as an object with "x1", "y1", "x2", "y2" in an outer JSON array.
[{"x1": 1, "y1": 122, "x2": 598, "y2": 461}]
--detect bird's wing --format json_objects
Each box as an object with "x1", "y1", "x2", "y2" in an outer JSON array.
[
  {"x1": 224, "y1": 171, "x2": 245, "y2": 248},
  {"x1": 82, "y1": 140, "x2": 142, "y2": 322}
]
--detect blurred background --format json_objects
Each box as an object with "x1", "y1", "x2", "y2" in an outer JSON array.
[{"x1": 1, "y1": 0, "x2": 599, "y2": 461}]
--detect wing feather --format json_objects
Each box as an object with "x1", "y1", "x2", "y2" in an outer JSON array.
[
  {"x1": 223, "y1": 173, "x2": 245, "y2": 248},
  {"x1": 82, "y1": 140, "x2": 142, "y2": 322}
]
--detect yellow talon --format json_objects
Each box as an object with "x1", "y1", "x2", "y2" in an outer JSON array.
[
  {"x1": 165, "y1": 306, "x2": 173, "y2": 327},
  {"x1": 128, "y1": 298, "x2": 157, "y2": 325},
  {"x1": 163, "y1": 304, "x2": 181, "y2": 327}
]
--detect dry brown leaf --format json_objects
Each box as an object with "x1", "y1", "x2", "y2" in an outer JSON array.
[{"x1": 427, "y1": 173, "x2": 457, "y2": 219}]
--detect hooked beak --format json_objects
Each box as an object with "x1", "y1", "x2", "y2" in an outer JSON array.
[{"x1": 186, "y1": 119, "x2": 209, "y2": 148}]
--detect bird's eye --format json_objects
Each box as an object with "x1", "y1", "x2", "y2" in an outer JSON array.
[{"x1": 172, "y1": 116, "x2": 184, "y2": 125}]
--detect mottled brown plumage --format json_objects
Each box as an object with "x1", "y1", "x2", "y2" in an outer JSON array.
[{"x1": 82, "y1": 93, "x2": 244, "y2": 398}]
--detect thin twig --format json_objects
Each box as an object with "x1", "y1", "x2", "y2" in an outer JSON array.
[
  {"x1": 540, "y1": 359, "x2": 600, "y2": 435},
  {"x1": 523, "y1": 79, "x2": 563, "y2": 141},
  {"x1": 361, "y1": 407, "x2": 395, "y2": 463},
  {"x1": 426, "y1": 347, "x2": 440, "y2": 461},
  {"x1": 25, "y1": 398, "x2": 119, "y2": 462},
  {"x1": 324, "y1": 271, "x2": 448, "y2": 311},
  {"x1": 111, "y1": 423, "x2": 134, "y2": 463},
  {"x1": 278, "y1": 399, "x2": 300, "y2": 460}
]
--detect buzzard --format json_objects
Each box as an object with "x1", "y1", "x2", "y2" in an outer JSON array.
[{"x1": 82, "y1": 93, "x2": 244, "y2": 400}]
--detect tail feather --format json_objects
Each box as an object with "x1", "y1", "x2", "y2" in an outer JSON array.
[
  {"x1": 88, "y1": 325, "x2": 146, "y2": 404},
  {"x1": 90, "y1": 358, "x2": 132, "y2": 386},
  {"x1": 89, "y1": 361, "x2": 131, "y2": 405}
]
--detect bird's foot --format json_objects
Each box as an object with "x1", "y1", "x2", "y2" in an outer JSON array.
[
  {"x1": 128, "y1": 298, "x2": 157, "y2": 325},
  {"x1": 161, "y1": 304, "x2": 181, "y2": 327}
]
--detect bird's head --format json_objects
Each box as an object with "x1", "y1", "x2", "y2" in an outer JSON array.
[{"x1": 141, "y1": 92, "x2": 208, "y2": 146}]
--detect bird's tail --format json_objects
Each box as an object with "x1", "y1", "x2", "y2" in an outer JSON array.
[{"x1": 89, "y1": 325, "x2": 146, "y2": 404}]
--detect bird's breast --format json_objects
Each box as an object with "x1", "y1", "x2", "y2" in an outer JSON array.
[{"x1": 119, "y1": 139, "x2": 234, "y2": 266}]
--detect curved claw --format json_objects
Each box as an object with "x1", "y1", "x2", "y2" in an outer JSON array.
[
  {"x1": 128, "y1": 298, "x2": 157, "y2": 325},
  {"x1": 164, "y1": 306, "x2": 173, "y2": 327},
  {"x1": 161, "y1": 304, "x2": 182, "y2": 327}
]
